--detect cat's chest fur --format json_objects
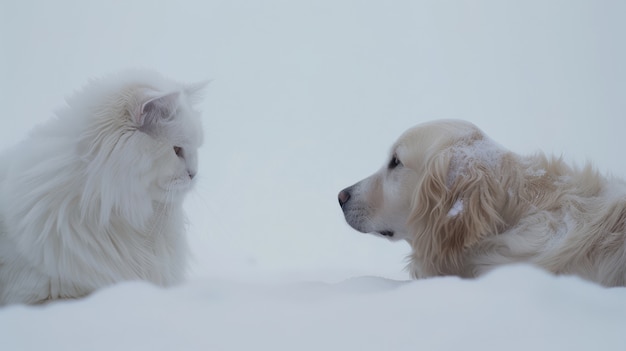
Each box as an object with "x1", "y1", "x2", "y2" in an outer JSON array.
[{"x1": 0, "y1": 202, "x2": 187, "y2": 304}]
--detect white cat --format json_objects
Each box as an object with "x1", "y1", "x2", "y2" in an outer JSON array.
[{"x1": 0, "y1": 70, "x2": 206, "y2": 305}]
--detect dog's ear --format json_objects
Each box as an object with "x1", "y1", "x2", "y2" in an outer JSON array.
[{"x1": 409, "y1": 141, "x2": 505, "y2": 277}]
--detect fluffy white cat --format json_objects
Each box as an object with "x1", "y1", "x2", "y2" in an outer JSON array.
[{"x1": 0, "y1": 70, "x2": 206, "y2": 305}]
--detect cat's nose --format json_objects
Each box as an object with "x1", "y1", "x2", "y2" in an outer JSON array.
[{"x1": 188, "y1": 170, "x2": 196, "y2": 180}]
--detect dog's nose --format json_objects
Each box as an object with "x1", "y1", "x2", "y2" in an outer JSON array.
[{"x1": 338, "y1": 189, "x2": 351, "y2": 208}]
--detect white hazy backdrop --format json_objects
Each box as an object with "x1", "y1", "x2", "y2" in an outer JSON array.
[{"x1": 1, "y1": 1, "x2": 625, "y2": 350}]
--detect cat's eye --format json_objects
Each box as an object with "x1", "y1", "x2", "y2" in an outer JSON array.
[
  {"x1": 174, "y1": 146, "x2": 183, "y2": 158},
  {"x1": 388, "y1": 154, "x2": 402, "y2": 170}
]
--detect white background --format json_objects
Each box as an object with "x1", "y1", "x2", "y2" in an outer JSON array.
[{"x1": 1, "y1": 1, "x2": 625, "y2": 350}]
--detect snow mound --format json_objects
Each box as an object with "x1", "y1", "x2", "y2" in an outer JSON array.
[{"x1": 1, "y1": 265, "x2": 624, "y2": 351}]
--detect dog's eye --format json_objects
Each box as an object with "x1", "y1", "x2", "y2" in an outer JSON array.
[{"x1": 388, "y1": 154, "x2": 402, "y2": 170}]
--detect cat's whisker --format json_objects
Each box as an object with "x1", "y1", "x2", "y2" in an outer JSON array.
[
  {"x1": 151, "y1": 187, "x2": 171, "y2": 238},
  {"x1": 188, "y1": 178, "x2": 212, "y2": 211}
]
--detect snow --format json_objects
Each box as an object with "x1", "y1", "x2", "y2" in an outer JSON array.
[
  {"x1": 2, "y1": 266, "x2": 624, "y2": 351},
  {"x1": 448, "y1": 200, "x2": 464, "y2": 217},
  {"x1": 446, "y1": 135, "x2": 507, "y2": 187},
  {"x1": 2, "y1": 0, "x2": 626, "y2": 350}
]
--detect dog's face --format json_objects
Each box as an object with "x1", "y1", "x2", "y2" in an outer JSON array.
[
  {"x1": 338, "y1": 120, "x2": 489, "y2": 243},
  {"x1": 337, "y1": 144, "x2": 419, "y2": 241}
]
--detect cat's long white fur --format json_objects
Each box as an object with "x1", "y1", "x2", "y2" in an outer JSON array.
[{"x1": 0, "y1": 70, "x2": 205, "y2": 305}]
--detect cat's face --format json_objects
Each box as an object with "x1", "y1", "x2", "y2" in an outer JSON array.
[{"x1": 134, "y1": 86, "x2": 205, "y2": 203}]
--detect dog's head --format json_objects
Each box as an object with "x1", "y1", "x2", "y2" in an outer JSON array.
[{"x1": 338, "y1": 120, "x2": 508, "y2": 276}]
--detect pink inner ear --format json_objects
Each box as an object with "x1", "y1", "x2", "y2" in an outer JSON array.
[{"x1": 136, "y1": 91, "x2": 180, "y2": 126}]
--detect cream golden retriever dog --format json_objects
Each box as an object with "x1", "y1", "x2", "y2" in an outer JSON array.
[{"x1": 338, "y1": 120, "x2": 626, "y2": 287}]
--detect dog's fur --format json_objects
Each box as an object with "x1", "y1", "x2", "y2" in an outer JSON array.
[{"x1": 339, "y1": 120, "x2": 626, "y2": 286}]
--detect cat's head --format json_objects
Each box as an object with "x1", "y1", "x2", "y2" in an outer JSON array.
[
  {"x1": 130, "y1": 83, "x2": 206, "y2": 202},
  {"x1": 77, "y1": 71, "x2": 208, "y2": 225}
]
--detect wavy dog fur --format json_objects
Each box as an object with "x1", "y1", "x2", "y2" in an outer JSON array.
[{"x1": 339, "y1": 120, "x2": 626, "y2": 286}]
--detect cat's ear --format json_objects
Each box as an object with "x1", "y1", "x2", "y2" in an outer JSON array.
[
  {"x1": 184, "y1": 80, "x2": 211, "y2": 105},
  {"x1": 135, "y1": 90, "x2": 180, "y2": 126}
]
